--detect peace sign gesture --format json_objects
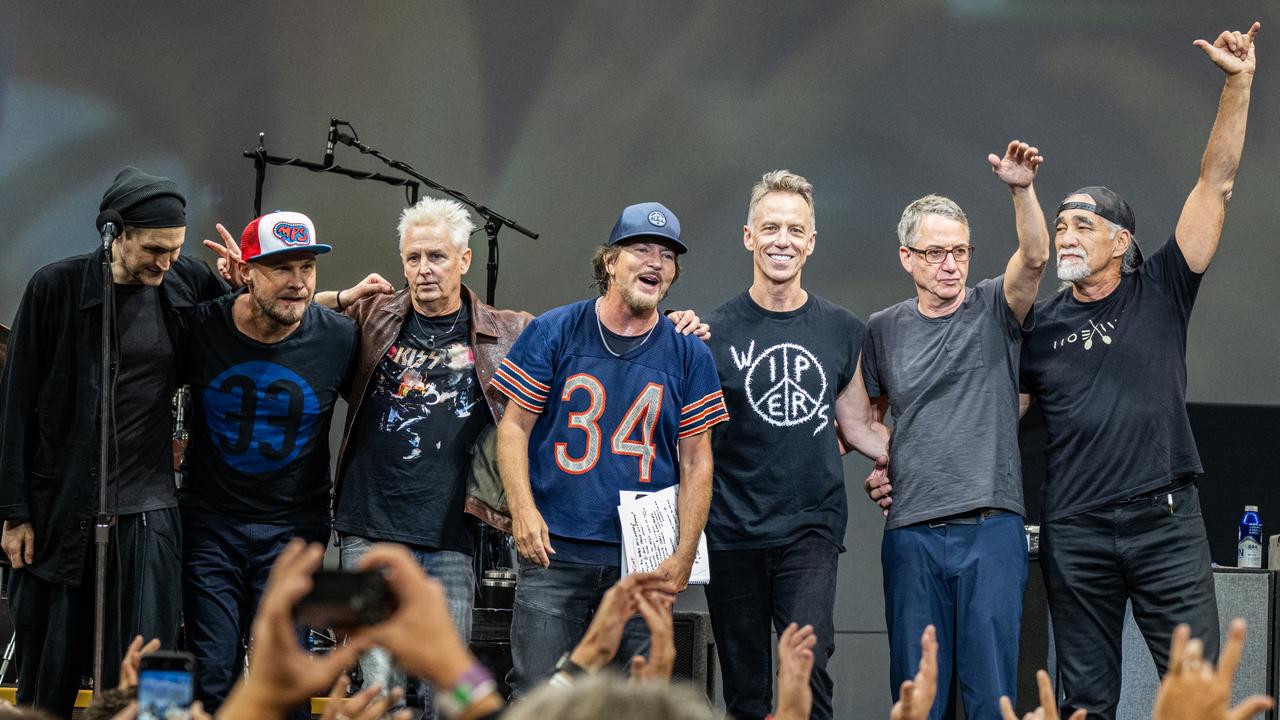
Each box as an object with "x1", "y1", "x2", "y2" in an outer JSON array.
[
  {"x1": 1195, "y1": 21, "x2": 1260, "y2": 77},
  {"x1": 203, "y1": 222, "x2": 245, "y2": 288}
]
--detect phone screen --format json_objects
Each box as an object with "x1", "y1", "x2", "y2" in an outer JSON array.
[{"x1": 138, "y1": 669, "x2": 193, "y2": 720}]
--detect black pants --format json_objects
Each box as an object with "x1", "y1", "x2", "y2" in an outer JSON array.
[
  {"x1": 704, "y1": 532, "x2": 840, "y2": 720},
  {"x1": 1042, "y1": 482, "x2": 1218, "y2": 720},
  {"x1": 9, "y1": 507, "x2": 182, "y2": 719}
]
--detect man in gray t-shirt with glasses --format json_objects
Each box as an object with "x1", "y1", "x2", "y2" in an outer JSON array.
[{"x1": 860, "y1": 141, "x2": 1049, "y2": 719}]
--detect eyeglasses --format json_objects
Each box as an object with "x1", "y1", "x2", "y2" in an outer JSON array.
[{"x1": 906, "y1": 245, "x2": 975, "y2": 264}]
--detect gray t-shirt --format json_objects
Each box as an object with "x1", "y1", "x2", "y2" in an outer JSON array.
[{"x1": 862, "y1": 276, "x2": 1026, "y2": 530}]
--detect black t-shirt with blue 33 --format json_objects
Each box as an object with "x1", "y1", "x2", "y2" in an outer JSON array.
[
  {"x1": 179, "y1": 293, "x2": 359, "y2": 524},
  {"x1": 703, "y1": 291, "x2": 865, "y2": 552}
]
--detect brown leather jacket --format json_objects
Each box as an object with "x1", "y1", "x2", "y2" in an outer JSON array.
[{"x1": 335, "y1": 284, "x2": 531, "y2": 532}]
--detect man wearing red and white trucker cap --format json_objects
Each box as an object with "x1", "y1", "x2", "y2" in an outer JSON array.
[{"x1": 178, "y1": 210, "x2": 358, "y2": 718}]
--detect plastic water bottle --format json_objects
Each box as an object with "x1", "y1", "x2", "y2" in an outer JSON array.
[{"x1": 1238, "y1": 505, "x2": 1263, "y2": 568}]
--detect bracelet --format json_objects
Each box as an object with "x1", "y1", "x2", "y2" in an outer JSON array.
[
  {"x1": 436, "y1": 662, "x2": 497, "y2": 718},
  {"x1": 335, "y1": 289, "x2": 345, "y2": 311}
]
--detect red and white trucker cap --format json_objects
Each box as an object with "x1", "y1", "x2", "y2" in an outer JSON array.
[{"x1": 239, "y1": 210, "x2": 332, "y2": 262}]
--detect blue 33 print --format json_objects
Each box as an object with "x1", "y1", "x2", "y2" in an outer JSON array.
[{"x1": 203, "y1": 361, "x2": 320, "y2": 473}]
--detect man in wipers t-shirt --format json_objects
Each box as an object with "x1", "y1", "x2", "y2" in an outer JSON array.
[{"x1": 179, "y1": 211, "x2": 358, "y2": 717}]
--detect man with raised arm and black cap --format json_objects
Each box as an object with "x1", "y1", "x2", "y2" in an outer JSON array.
[
  {"x1": 1018, "y1": 21, "x2": 1261, "y2": 720},
  {"x1": 0, "y1": 167, "x2": 228, "y2": 717},
  {"x1": 491, "y1": 202, "x2": 729, "y2": 694}
]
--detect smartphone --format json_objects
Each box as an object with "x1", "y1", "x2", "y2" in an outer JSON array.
[
  {"x1": 137, "y1": 651, "x2": 195, "y2": 720},
  {"x1": 295, "y1": 569, "x2": 395, "y2": 630}
]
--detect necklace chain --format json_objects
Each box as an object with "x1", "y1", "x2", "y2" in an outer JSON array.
[
  {"x1": 595, "y1": 299, "x2": 657, "y2": 358},
  {"x1": 412, "y1": 303, "x2": 462, "y2": 349}
]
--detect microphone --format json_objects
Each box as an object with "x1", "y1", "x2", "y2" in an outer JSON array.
[
  {"x1": 323, "y1": 117, "x2": 339, "y2": 167},
  {"x1": 334, "y1": 130, "x2": 368, "y2": 152},
  {"x1": 96, "y1": 209, "x2": 124, "y2": 240}
]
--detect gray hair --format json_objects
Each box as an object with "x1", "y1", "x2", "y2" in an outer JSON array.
[
  {"x1": 897, "y1": 194, "x2": 968, "y2": 247},
  {"x1": 397, "y1": 196, "x2": 476, "y2": 253},
  {"x1": 502, "y1": 673, "x2": 720, "y2": 720},
  {"x1": 748, "y1": 169, "x2": 816, "y2": 230}
]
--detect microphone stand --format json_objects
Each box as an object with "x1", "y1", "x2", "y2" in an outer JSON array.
[
  {"x1": 332, "y1": 130, "x2": 539, "y2": 304},
  {"x1": 243, "y1": 133, "x2": 422, "y2": 217},
  {"x1": 92, "y1": 225, "x2": 117, "y2": 692}
]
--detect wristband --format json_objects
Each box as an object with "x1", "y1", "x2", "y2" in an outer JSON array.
[
  {"x1": 436, "y1": 662, "x2": 497, "y2": 718},
  {"x1": 554, "y1": 650, "x2": 590, "y2": 677},
  {"x1": 335, "y1": 289, "x2": 346, "y2": 312}
]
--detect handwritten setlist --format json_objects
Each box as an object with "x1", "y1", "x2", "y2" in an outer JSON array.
[{"x1": 617, "y1": 486, "x2": 710, "y2": 584}]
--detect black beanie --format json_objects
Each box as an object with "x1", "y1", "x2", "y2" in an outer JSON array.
[{"x1": 98, "y1": 166, "x2": 187, "y2": 228}]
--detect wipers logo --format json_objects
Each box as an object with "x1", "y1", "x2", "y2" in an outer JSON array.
[{"x1": 731, "y1": 340, "x2": 830, "y2": 434}]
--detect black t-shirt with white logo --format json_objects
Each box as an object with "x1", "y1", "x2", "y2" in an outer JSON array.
[
  {"x1": 704, "y1": 291, "x2": 864, "y2": 551},
  {"x1": 1020, "y1": 236, "x2": 1203, "y2": 522},
  {"x1": 179, "y1": 293, "x2": 358, "y2": 524},
  {"x1": 335, "y1": 305, "x2": 488, "y2": 553}
]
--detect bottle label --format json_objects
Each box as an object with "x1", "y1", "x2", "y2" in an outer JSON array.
[{"x1": 1238, "y1": 537, "x2": 1263, "y2": 568}]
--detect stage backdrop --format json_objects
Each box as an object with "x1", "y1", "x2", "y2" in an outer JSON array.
[{"x1": 1, "y1": 2, "x2": 1276, "y2": 717}]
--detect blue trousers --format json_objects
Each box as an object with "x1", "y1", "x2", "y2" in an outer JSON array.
[
  {"x1": 883, "y1": 512, "x2": 1027, "y2": 720},
  {"x1": 704, "y1": 532, "x2": 839, "y2": 720},
  {"x1": 181, "y1": 510, "x2": 328, "y2": 718},
  {"x1": 339, "y1": 534, "x2": 474, "y2": 719},
  {"x1": 506, "y1": 558, "x2": 650, "y2": 697}
]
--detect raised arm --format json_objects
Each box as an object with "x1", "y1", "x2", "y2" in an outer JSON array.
[
  {"x1": 988, "y1": 140, "x2": 1049, "y2": 324},
  {"x1": 1176, "y1": 21, "x2": 1260, "y2": 273}
]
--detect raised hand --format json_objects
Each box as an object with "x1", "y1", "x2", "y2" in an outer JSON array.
[
  {"x1": 568, "y1": 572, "x2": 677, "y2": 674},
  {"x1": 774, "y1": 623, "x2": 817, "y2": 720},
  {"x1": 890, "y1": 625, "x2": 937, "y2": 720},
  {"x1": 203, "y1": 223, "x2": 245, "y2": 288},
  {"x1": 320, "y1": 676, "x2": 412, "y2": 720},
  {"x1": 988, "y1": 140, "x2": 1045, "y2": 189},
  {"x1": 117, "y1": 634, "x2": 161, "y2": 690},
  {"x1": 1195, "y1": 22, "x2": 1260, "y2": 77},
  {"x1": 1151, "y1": 619, "x2": 1274, "y2": 720},
  {"x1": 628, "y1": 592, "x2": 675, "y2": 683},
  {"x1": 1000, "y1": 669, "x2": 1084, "y2": 720}
]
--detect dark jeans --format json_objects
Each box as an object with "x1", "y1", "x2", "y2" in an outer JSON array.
[
  {"x1": 704, "y1": 532, "x2": 840, "y2": 720},
  {"x1": 181, "y1": 510, "x2": 328, "y2": 718},
  {"x1": 506, "y1": 558, "x2": 650, "y2": 697},
  {"x1": 1042, "y1": 481, "x2": 1218, "y2": 720},
  {"x1": 10, "y1": 507, "x2": 182, "y2": 719},
  {"x1": 883, "y1": 511, "x2": 1027, "y2": 720}
]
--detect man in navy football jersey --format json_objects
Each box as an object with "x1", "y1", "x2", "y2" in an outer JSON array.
[
  {"x1": 178, "y1": 211, "x2": 359, "y2": 716},
  {"x1": 491, "y1": 202, "x2": 729, "y2": 694}
]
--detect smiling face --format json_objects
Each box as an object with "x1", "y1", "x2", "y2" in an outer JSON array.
[
  {"x1": 113, "y1": 226, "x2": 185, "y2": 286},
  {"x1": 744, "y1": 191, "x2": 816, "y2": 288},
  {"x1": 605, "y1": 239, "x2": 678, "y2": 313},
  {"x1": 1054, "y1": 193, "x2": 1129, "y2": 283},
  {"x1": 244, "y1": 251, "x2": 316, "y2": 327},
  {"x1": 899, "y1": 214, "x2": 970, "y2": 307},
  {"x1": 401, "y1": 223, "x2": 471, "y2": 315}
]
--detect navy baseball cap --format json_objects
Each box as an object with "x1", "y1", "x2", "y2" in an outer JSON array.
[{"x1": 607, "y1": 202, "x2": 686, "y2": 254}]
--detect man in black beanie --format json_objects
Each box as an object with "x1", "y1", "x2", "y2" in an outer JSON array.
[{"x1": 0, "y1": 167, "x2": 229, "y2": 716}]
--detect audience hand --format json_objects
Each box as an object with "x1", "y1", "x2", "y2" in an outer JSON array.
[
  {"x1": 890, "y1": 625, "x2": 937, "y2": 720},
  {"x1": 108, "y1": 700, "x2": 212, "y2": 720},
  {"x1": 218, "y1": 540, "x2": 370, "y2": 718},
  {"x1": 1000, "y1": 669, "x2": 1084, "y2": 720},
  {"x1": 1151, "y1": 619, "x2": 1274, "y2": 720},
  {"x1": 774, "y1": 623, "x2": 817, "y2": 720},
  {"x1": 628, "y1": 592, "x2": 675, "y2": 683},
  {"x1": 567, "y1": 573, "x2": 677, "y2": 674},
  {"x1": 320, "y1": 676, "x2": 411, "y2": 720},
  {"x1": 117, "y1": 635, "x2": 161, "y2": 690}
]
